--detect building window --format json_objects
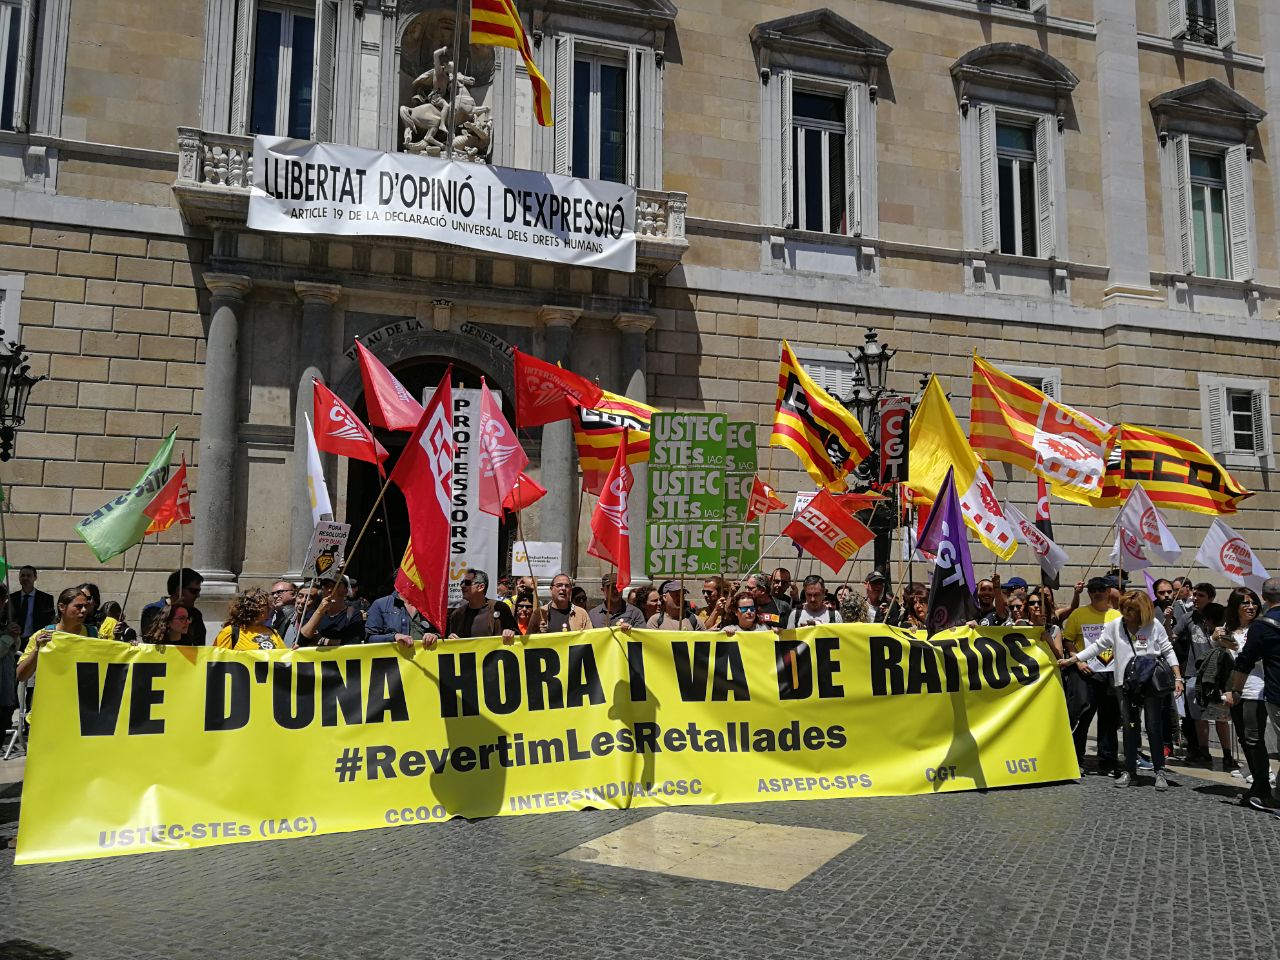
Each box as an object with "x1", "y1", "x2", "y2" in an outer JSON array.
[
  {"x1": 1000, "y1": 365, "x2": 1062, "y2": 400},
  {"x1": 996, "y1": 121, "x2": 1038, "y2": 257},
  {"x1": 1170, "y1": 0, "x2": 1235, "y2": 49},
  {"x1": 975, "y1": 106, "x2": 1056, "y2": 258},
  {"x1": 571, "y1": 52, "x2": 629, "y2": 184},
  {"x1": 1189, "y1": 152, "x2": 1229, "y2": 278},
  {"x1": 792, "y1": 347, "x2": 857, "y2": 399},
  {"x1": 249, "y1": 4, "x2": 315, "y2": 139},
  {"x1": 989, "y1": 0, "x2": 1030, "y2": 9},
  {"x1": 791, "y1": 90, "x2": 847, "y2": 234},
  {"x1": 1171, "y1": 136, "x2": 1252, "y2": 281},
  {"x1": 1200, "y1": 374, "x2": 1272, "y2": 464},
  {"x1": 0, "y1": 0, "x2": 31, "y2": 133}
]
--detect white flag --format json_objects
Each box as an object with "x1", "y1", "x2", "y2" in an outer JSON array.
[
  {"x1": 304, "y1": 412, "x2": 333, "y2": 526},
  {"x1": 1005, "y1": 503, "x2": 1069, "y2": 582},
  {"x1": 1116, "y1": 483, "x2": 1180, "y2": 563},
  {"x1": 1109, "y1": 527, "x2": 1151, "y2": 573},
  {"x1": 1196, "y1": 518, "x2": 1270, "y2": 590}
]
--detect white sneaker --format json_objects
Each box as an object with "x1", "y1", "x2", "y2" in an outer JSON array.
[{"x1": 1231, "y1": 768, "x2": 1246, "y2": 780}]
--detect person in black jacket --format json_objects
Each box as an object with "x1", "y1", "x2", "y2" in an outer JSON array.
[
  {"x1": 7, "y1": 566, "x2": 54, "y2": 642},
  {"x1": 1224, "y1": 577, "x2": 1280, "y2": 813},
  {"x1": 447, "y1": 570, "x2": 516, "y2": 643}
]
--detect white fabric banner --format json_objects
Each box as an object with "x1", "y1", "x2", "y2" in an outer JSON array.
[
  {"x1": 1005, "y1": 503, "x2": 1069, "y2": 582},
  {"x1": 249, "y1": 136, "x2": 637, "y2": 272},
  {"x1": 1196, "y1": 517, "x2": 1270, "y2": 590},
  {"x1": 303, "y1": 413, "x2": 332, "y2": 526},
  {"x1": 1116, "y1": 482, "x2": 1180, "y2": 563}
]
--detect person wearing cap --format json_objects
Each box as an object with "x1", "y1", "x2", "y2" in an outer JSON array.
[
  {"x1": 297, "y1": 575, "x2": 365, "y2": 647},
  {"x1": 529, "y1": 574, "x2": 591, "y2": 633},
  {"x1": 1002, "y1": 576, "x2": 1029, "y2": 600},
  {"x1": 1061, "y1": 575, "x2": 1123, "y2": 773},
  {"x1": 447, "y1": 570, "x2": 517, "y2": 643},
  {"x1": 588, "y1": 576, "x2": 645, "y2": 630},
  {"x1": 862, "y1": 570, "x2": 891, "y2": 624},
  {"x1": 647, "y1": 581, "x2": 702, "y2": 631}
]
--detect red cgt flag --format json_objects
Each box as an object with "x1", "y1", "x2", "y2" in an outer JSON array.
[
  {"x1": 355, "y1": 339, "x2": 423, "y2": 432},
  {"x1": 313, "y1": 379, "x2": 389, "y2": 472},
  {"x1": 503, "y1": 472, "x2": 547, "y2": 512},
  {"x1": 143, "y1": 457, "x2": 191, "y2": 535},
  {"x1": 478, "y1": 378, "x2": 528, "y2": 517},
  {"x1": 513, "y1": 348, "x2": 603, "y2": 427},
  {"x1": 586, "y1": 429, "x2": 633, "y2": 591},
  {"x1": 783, "y1": 489, "x2": 874, "y2": 574},
  {"x1": 746, "y1": 476, "x2": 787, "y2": 521},
  {"x1": 389, "y1": 369, "x2": 454, "y2": 631}
]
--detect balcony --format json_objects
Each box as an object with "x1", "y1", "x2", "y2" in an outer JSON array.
[
  {"x1": 173, "y1": 127, "x2": 687, "y2": 275},
  {"x1": 1185, "y1": 12, "x2": 1218, "y2": 46}
]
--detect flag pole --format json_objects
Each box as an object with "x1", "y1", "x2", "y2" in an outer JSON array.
[
  {"x1": 1081, "y1": 516, "x2": 1119, "y2": 578},
  {"x1": 327, "y1": 471, "x2": 396, "y2": 597},
  {"x1": 121, "y1": 539, "x2": 145, "y2": 618},
  {"x1": 445, "y1": 0, "x2": 466, "y2": 160},
  {"x1": 515, "y1": 508, "x2": 540, "y2": 614},
  {"x1": 0, "y1": 481, "x2": 9, "y2": 596}
]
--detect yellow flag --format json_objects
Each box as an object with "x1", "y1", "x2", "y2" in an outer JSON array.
[{"x1": 909, "y1": 377, "x2": 1018, "y2": 560}]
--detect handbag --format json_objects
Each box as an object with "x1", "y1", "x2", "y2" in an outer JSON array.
[{"x1": 1121, "y1": 627, "x2": 1174, "y2": 696}]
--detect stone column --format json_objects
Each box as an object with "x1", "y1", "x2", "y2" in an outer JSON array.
[
  {"x1": 194, "y1": 273, "x2": 252, "y2": 603},
  {"x1": 289, "y1": 282, "x2": 343, "y2": 575},
  {"x1": 537, "y1": 306, "x2": 582, "y2": 575},
  {"x1": 615, "y1": 312, "x2": 654, "y2": 581}
]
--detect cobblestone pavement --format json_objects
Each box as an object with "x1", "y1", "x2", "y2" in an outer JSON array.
[{"x1": 0, "y1": 767, "x2": 1277, "y2": 960}]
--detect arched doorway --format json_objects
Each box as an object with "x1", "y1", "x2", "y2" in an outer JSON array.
[{"x1": 343, "y1": 353, "x2": 522, "y2": 602}]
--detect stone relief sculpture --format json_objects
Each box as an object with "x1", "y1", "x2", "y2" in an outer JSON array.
[{"x1": 400, "y1": 46, "x2": 493, "y2": 162}]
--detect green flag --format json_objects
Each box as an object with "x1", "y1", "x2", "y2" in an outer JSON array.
[{"x1": 76, "y1": 429, "x2": 177, "y2": 564}]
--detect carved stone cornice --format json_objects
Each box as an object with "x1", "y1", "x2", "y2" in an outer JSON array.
[
  {"x1": 203, "y1": 272, "x2": 252, "y2": 301},
  {"x1": 294, "y1": 281, "x2": 343, "y2": 305}
]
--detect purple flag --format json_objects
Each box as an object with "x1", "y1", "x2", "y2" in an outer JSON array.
[
  {"x1": 1142, "y1": 569, "x2": 1157, "y2": 600},
  {"x1": 918, "y1": 466, "x2": 978, "y2": 635}
]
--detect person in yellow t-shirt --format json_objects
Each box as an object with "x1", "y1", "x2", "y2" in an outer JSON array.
[
  {"x1": 213, "y1": 589, "x2": 285, "y2": 651},
  {"x1": 1061, "y1": 576, "x2": 1122, "y2": 774},
  {"x1": 16, "y1": 586, "x2": 94, "y2": 720}
]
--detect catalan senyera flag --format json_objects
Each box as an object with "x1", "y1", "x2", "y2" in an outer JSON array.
[
  {"x1": 1052, "y1": 423, "x2": 1252, "y2": 515},
  {"x1": 970, "y1": 355, "x2": 1115, "y2": 498},
  {"x1": 573, "y1": 390, "x2": 657, "y2": 496},
  {"x1": 772, "y1": 340, "x2": 871, "y2": 492},
  {"x1": 470, "y1": 0, "x2": 552, "y2": 126},
  {"x1": 909, "y1": 376, "x2": 1018, "y2": 560}
]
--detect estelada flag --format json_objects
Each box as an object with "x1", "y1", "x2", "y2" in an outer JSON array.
[
  {"x1": 909, "y1": 376, "x2": 1018, "y2": 560},
  {"x1": 312, "y1": 379, "x2": 389, "y2": 471},
  {"x1": 354, "y1": 339, "x2": 422, "y2": 432},
  {"x1": 772, "y1": 340, "x2": 871, "y2": 491},
  {"x1": 970, "y1": 355, "x2": 1115, "y2": 498},
  {"x1": 143, "y1": 457, "x2": 191, "y2": 536},
  {"x1": 746, "y1": 476, "x2": 787, "y2": 521},
  {"x1": 469, "y1": 0, "x2": 552, "y2": 126},
  {"x1": 574, "y1": 390, "x2": 657, "y2": 495},
  {"x1": 514, "y1": 348, "x2": 604, "y2": 427},
  {"x1": 477, "y1": 378, "x2": 528, "y2": 517},
  {"x1": 587, "y1": 429, "x2": 633, "y2": 591},
  {"x1": 503, "y1": 472, "x2": 547, "y2": 512},
  {"x1": 782, "y1": 488, "x2": 874, "y2": 574},
  {"x1": 1053, "y1": 423, "x2": 1252, "y2": 515},
  {"x1": 389, "y1": 369, "x2": 454, "y2": 631}
]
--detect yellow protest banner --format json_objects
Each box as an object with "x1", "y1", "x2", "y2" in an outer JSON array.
[{"x1": 17, "y1": 626, "x2": 1076, "y2": 864}]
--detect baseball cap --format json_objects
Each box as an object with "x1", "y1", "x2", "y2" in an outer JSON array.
[
  {"x1": 660, "y1": 580, "x2": 685, "y2": 595},
  {"x1": 864, "y1": 570, "x2": 887, "y2": 584},
  {"x1": 1004, "y1": 576, "x2": 1028, "y2": 589},
  {"x1": 1086, "y1": 576, "x2": 1109, "y2": 591}
]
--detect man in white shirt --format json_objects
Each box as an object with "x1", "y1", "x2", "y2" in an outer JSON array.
[{"x1": 788, "y1": 575, "x2": 841, "y2": 628}]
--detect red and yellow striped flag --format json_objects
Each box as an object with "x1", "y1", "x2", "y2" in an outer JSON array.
[
  {"x1": 772, "y1": 340, "x2": 871, "y2": 491},
  {"x1": 574, "y1": 390, "x2": 657, "y2": 496},
  {"x1": 470, "y1": 0, "x2": 552, "y2": 126}
]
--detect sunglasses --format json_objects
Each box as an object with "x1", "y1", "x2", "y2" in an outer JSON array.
[
  {"x1": 702, "y1": 590, "x2": 717, "y2": 597},
  {"x1": 459, "y1": 580, "x2": 474, "y2": 587},
  {"x1": 1025, "y1": 599, "x2": 1042, "y2": 607},
  {"x1": 1241, "y1": 599, "x2": 1258, "y2": 606},
  {"x1": 270, "y1": 589, "x2": 294, "y2": 596},
  {"x1": 737, "y1": 606, "x2": 756, "y2": 613},
  {"x1": 516, "y1": 603, "x2": 533, "y2": 610}
]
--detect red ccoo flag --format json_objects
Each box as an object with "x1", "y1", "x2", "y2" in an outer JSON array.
[
  {"x1": 587, "y1": 429, "x2": 633, "y2": 591},
  {"x1": 312, "y1": 379, "x2": 389, "y2": 472},
  {"x1": 503, "y1": 472, "x2": 547, "y2": 512},
  {"x1": 746, "y1": 476, "x2": 787, "y2": 521},
  {"x1": 783, "y1": 489, "x2": 874, "y2": 574},
  {"x1": 477, "y1": 378, "x2": 528, "y2": 517},
  {"x1": 354, "y1": 339, "x2": 423, "y2": 432},
  {"x1": 389, "y1": 369, "x2": 454, "y2": 631},
  {"x1": 143, "y1": 457, "x2": 191, "y2": 535},
  {"x1": 513, "y1": 348, "x2": 603, "y2": 427}
]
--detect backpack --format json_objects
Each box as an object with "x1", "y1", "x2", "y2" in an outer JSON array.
[{"x1": 1195, "y1": 644, "x2": 1234, "y2": 707}]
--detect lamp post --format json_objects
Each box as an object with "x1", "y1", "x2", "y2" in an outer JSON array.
[
  {"x1": 841, "y1": 328, "x2": 896, "y2": 574},
  {"x1": 0, "y1": 337, "x2": 47, "y2": 462}
]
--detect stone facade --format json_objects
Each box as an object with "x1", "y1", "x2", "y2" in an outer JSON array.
[{"x1": 0, "y1": 0, "x2": 1276, "y2": 609}]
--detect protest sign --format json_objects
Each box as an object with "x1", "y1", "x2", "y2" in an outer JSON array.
[
  {"x1": 18, "y1": 625, "x2": 1076, "y2": 864},
  {"x1": 510, "y1": 541, "x2": 562, "y2": 580},
  {"x1": 721, "y1": 421, "x2": 760, "y2": 577},
  {"x1": 446, "y1": 388, "x2": 500, "y2": 605},
  {"x1": 301, "y1": 521, "x2": 352, "y2": 580},
  {"x1": 646, "y1": 413, "x2": 728, "y2": 578}
]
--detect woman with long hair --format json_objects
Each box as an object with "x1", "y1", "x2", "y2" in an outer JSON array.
[
  {"x1": 1216, "y1": 587, "x2": 1264, "y2": 794},
  {"x1": 17, "y1": 586, "x2": 93, "y2": 686},
  {"x1": 722, "y1": 590, "x2": 771, "y2": 635},
  {"x1": 1059, "y1": 590, "x2": 1183, "y2": 790},
  {"x1": 901, "y1": 584, "x2": 928, "y2": 632},
  {"x1": 639, "y1": 587, "x2": 662, "y2": 622},
  {"x1": 213, "y1": 589, "x2": 285, "y2": 650},
  {"x1": 142, "y1": 603, "x2": 191, "y2": 647},
  {"x1": 1026, "y1": 585, "x2": 1064, "y2": 658}
]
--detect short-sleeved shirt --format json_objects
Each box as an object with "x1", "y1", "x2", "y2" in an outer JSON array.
[
  {"x1": 646, "y1": 612, "x2": 702, "y2": 631},
  {"x1": 1063, "y1": 605, "x2": 1121, "y2": 672},
  {"x1": 214, "y1": 624, "x2": 285, "y2": 651},
  {"x1": 588, "y1": 602, "x2": 646, "y2": 629}
]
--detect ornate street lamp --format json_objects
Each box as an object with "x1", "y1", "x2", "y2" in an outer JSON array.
[
  {"x1": 841, "y1": 328, "x2": 897, "y2": 574},
  {"x1": 0, "y1": 338, "x2": 46, "y2": 461}
]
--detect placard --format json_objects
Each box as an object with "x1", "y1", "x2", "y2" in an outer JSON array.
[{"x1": 646, "y1": 413, "x2": 727, "y2": 578}]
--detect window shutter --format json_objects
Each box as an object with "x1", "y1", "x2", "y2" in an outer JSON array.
[
  {"x1": 1224, "y1": 142, "x2": 1253, "y2": 281},
  {"x1": 1034, "y1": 115, "x2": 1056, "y2": 259},
  {"x1": 11, "y1": 0, "x2": 36, "y2": 132},
  {"x1": 625, "y1": 47, "x2": 639, "y2": 187},
  {"x1": 1166, "y1": 0, "x2": 1187, "y2": 38},
  {"x1": 780, "y1": 71, "x2": 793, "y2": 229},
  {"x1": 1040, "y1": 374, "x2": 1060, "y2": 400},
  {"x1": 844, "y1": 84, "x2": 861, "y2": 237},
  {"x1": 977, "y1": 104, "x2": 997, "y2": 253},
  {"x1": 231, "y1": 0, "x2": 259, "y2": 133},
  {"x1": 1205, "y1": 382, "x2": 1227, "y2": 453},
  {"x1": 1028, "y1": 0, "x2": 1048, "y2": 11},
  {"x1": 1215, "y1": 0, "x2": 1236, "y2": 48},
  {"x1": 311, "y1": 0, "x2": 337, "y2": 142},
  {"x1": 1252, "y1": 387, "x2": 1273, "y2": 459},
  {"x1": 1173, "y1": 134, "x2": 1194, "y2": 274},
  {"x1": 552, "y1": 35, "x2": 574, "y2": 175}
]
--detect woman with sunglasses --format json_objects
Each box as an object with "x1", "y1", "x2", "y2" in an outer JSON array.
[
  {"x1": 722, "y1": 591, "x2": 771, "y2": 635},
  {"x1": 1216, "y1": 587, "x2": 1262, "y2": 790},
  {"x1": 1024, "y1": 586, "x2": 1064, "y2": 657},
  {"x1": 513, "y1": 591, "x2": 536, "y2": 637}
]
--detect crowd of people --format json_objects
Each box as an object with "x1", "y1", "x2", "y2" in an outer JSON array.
[{"x1": 4, "y1": 561, "x2": 1278, "y2": 813}]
